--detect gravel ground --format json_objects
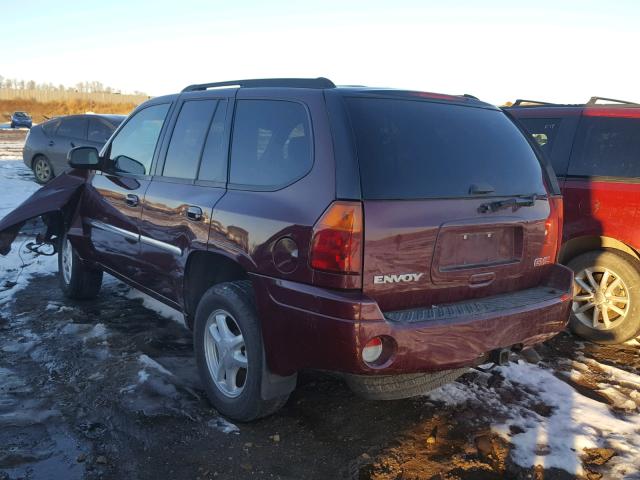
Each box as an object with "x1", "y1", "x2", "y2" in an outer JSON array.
[{"x1": 1, "y1": 129, "x2": 639, "y2": 480}]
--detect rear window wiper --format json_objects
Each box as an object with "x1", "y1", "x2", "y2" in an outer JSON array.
[{"x1": 478, "y1": 194, "x2": 546, "y2": 213}]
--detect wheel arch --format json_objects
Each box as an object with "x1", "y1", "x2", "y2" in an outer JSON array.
[
  {"x1": 30, "y1": 152, "x2": 46, "y2": 168},
  {"x1": 183, "y1": 250, "x2": 251, "y2": 329},
  {"x1": 559, "y1": 235, "x2": 640, "y2": 264}
]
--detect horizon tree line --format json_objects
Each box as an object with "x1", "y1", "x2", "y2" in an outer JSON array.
[{"x1": 0, "y1": 75, "x2": 146, "y2": 96}]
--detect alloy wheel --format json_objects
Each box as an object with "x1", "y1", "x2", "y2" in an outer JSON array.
[
  {"x1": 34, "y1": 158, "x2": 51, "y2": 183},
  {"x1": 203, "y1": 309, "x2": 248, "y2": 398},
  {"x1": 572, "y1": 266, "x2": 630, "y2": 331},
  {"x1": 61, "y1": 239, "x2": 73, "y2": 285}
]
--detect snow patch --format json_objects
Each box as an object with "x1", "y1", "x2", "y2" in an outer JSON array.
[
  {"x1": 207, "y1": 417, "x2": 240, "y2": 434},
  {"x1": 45, "y1": 302, "x2": 76, "y2": 314},
  {"x1": 126, "y1": 289, "x2": 184, "y2": 326},
  {"x1": 0, "y1": 241, "x2": 57, "y2": 310},
  {"x1": 60, "y1": 322, "x2": 108, "y2": 341},
  {"x1": 578, "y1": 355, "x2": 640, "y2": 390},
  {"x1": 427, "y1": 381, "x2": 477, "y2": 406},
  {"x1": 0, "y1": 160, "x2": 57, "y2": 310},
  {"x1": 427, "y1": 361, "x2": 640, "y2": 478},
  {"x1": 495, "y1": 362, "x2": 640, "y2": 477},
  {"x1": 138, "y1": 354, "x2": 174, "y2": 376}
]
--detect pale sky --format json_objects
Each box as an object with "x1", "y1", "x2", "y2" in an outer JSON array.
[{"x1": 2, "y1": 0, "x2": 639, "y2": 105}]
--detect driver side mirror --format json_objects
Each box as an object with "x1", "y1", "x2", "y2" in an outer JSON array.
[{"x1": 68, "y1": 146, "x2": 102, "y2": 170}]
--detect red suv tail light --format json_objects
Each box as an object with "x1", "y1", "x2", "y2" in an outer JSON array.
[
  {"x1": 310, "y1": 201, "x2": 363, "y2": 274},
  {"x1": 542, "y1": 196, "x2": 563, "y2": 263}
]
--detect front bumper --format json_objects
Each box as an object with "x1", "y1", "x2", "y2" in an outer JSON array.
[{"x1": 252, "y1": 264, "x2": 573, "y2": 376}]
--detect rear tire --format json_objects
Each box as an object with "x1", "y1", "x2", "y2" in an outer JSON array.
[
  {"x1": 345, "y1": 368, "x2": 469, "y2": 401},
  {"x1": 194, "y1": 281, "x2": 288, "y2": 421},
  {"x1": 58, "y1": 232, "x2": 103, "y2": 299},
  {"x1": 567, "y1": 250, "x2": 640, "y2": 344},
  {"x1": 32, "y1": 155, "x2": 54, "y2": 184}
]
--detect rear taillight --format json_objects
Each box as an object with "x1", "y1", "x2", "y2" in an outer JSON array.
[
  {"x1": 310, "y1": 201, "x2": 363, "y2": 274},
  {"x1": 542, "y1": 196, "x2": 563, "y2": 262}
]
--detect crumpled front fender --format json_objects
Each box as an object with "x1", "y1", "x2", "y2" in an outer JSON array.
[{"x1": 0, "y1": 171, "x2": 87, "y2": 255}]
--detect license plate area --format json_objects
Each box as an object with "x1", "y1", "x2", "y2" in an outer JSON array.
[
  {"x1": 431, "y1": 223, "x2": 524, "y2": 286},
  {"x1": 438, "y1": 228, "x2": 522, "y2": 271}
]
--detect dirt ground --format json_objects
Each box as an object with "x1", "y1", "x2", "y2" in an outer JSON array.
[{"x1": 1, "y1": 128, "x2": 639, "y2": 480}]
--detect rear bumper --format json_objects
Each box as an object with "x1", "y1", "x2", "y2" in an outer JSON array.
[{"x1": 252, "y1": 264, "x2": 573, "y2": 376}]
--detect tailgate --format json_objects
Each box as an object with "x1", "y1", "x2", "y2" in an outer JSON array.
[
  {"x1": 344, "y1": 94, "x2": 554, "y2": 312},
  {"x1": 362, "y1": 198, "x2": 552, "y2": 312}
]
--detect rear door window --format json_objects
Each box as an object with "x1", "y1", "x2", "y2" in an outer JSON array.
[
  {"x1": 345, "y1": 98, "x2": 547, "y2": 199},
  {"x1": 57, "y1": 117, "x2": 88, "y2": 140},
  {"x1": 568, "y1": 116, "x2": 640, "y2": 178},
  {"x1": 229, "y1": 100, "x2": 312, "y2": 188},
  {"x1": 162, "y1": 100, "x2": 218, "y2": 180}
]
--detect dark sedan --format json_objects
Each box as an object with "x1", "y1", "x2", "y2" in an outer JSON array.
[
  {"x1": 11, "y1": 111, "x2": 32, "y2": 129},
  {"x1": 23, "y1": 114, "x2": 125, "y2": 184}
]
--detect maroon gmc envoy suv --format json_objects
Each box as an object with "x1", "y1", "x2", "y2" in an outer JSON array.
[{"x1": 0, "y1": 78, "x2": 573, "y2": 421}]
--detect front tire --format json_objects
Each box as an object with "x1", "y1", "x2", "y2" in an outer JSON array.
[
  {"x1": 567, "y1": 250, "x2": 640, "y2": 344},
  {"x1": 194, "y1": 281, "x2": 288, "y2": 421},
  {"x1": 32, "y1": 155, "x2": 54, "y2": 184},
  {"x1": 58, "y1": 233, "x2": 103, "y2": 299}
]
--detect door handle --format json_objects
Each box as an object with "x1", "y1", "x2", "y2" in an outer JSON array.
[
  {"x1": 186, "y1": 206, "x2": 203, "y2": 221},
  {"x1": 125, "y1": 194, "x2": 139, "y2": 207},
  {"x1": 48, "y1": 140, "x2": 54, "y2": 147}
]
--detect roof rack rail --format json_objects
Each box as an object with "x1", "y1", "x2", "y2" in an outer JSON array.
[
  {"x1": 586, "y1": 96, "x2": 638, "y2": 106},
  {"x1": 182, "y1": 77, "x2": 335, "y2": 92},
  {"x1": 512, "y1": 99, "x2": 556, "y2": 106}
]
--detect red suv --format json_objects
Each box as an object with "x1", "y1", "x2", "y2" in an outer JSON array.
[
  {"x1": 0, "y1": 78, "x2": 572, "y2": 420},
  {"x1": 507, "y1": 97, "x2": 640, "y2": 344}
]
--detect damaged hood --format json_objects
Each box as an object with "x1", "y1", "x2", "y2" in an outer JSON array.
[{"x1": 0, "y1": 172, "x2": 86, "y2": 255}]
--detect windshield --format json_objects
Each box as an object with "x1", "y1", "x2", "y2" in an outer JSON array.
[{"x1": 345, "y1": 98, "x2": 547, "y2": 200}]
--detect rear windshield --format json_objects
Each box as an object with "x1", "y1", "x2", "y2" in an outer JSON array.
[{"x1": 345, "y1": 98, "x2": 547, "y2": 199}]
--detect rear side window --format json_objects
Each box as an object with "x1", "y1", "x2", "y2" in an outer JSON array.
[
  {"x1": 108, "y1": 104, "x2": 169, "y2": 176},
  {"x1": 163, "y1": 100, "x2": 218, "y2": 179},
  {"x1": 518, "y1": 118, "x2": 562, "y2": 156},
  {"x1": 42, "y1": 119, "x2": 60, "y2": 136},
  {"x1": 57, "y1": 117, "x2": 88, "y2": 139},
  {"x1": 569, "y1": 116, "x2": 640, "y2": 177},
  {"x1": 345, "y1": 98, "x2": 547, "y2": 199},
  {"x1": 88, "y1": 118, "x2": 116, "y2": 143},
  {"x1": 230, "y1": 100, "x2": 312, "y2": 188}
]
